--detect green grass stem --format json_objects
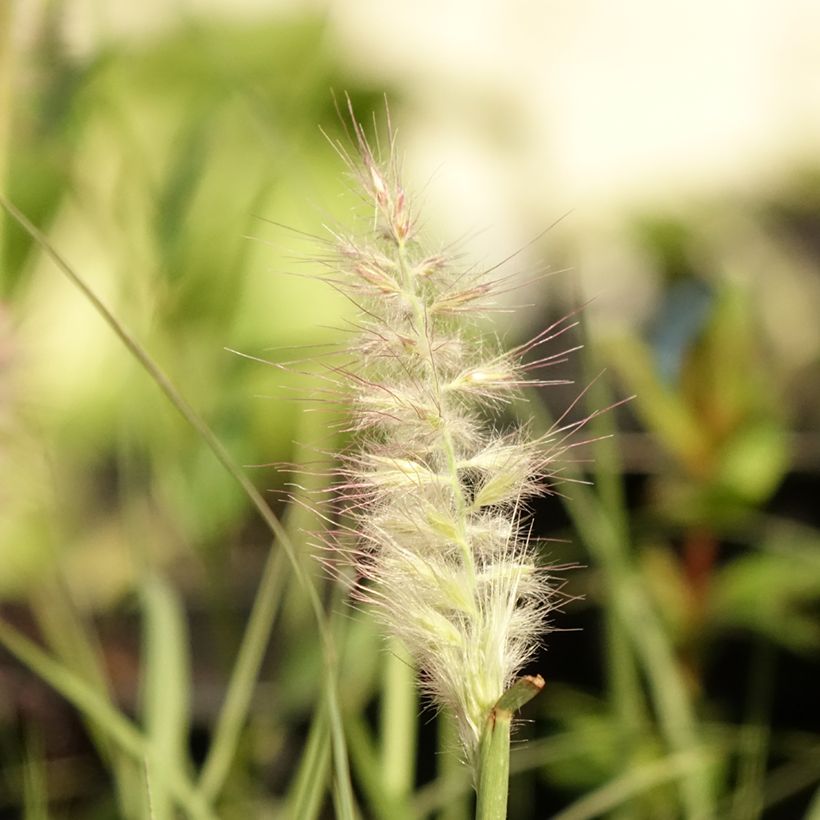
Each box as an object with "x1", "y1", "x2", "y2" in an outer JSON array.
[
  {"x1": 347, "y1": 714, "x2": 415, "y2": 820},
  {"x1": 380, "y1": 639, "x2": 418, "y2": 801},
  {"x1": 729, "y1": 639, "x2": 774, "y2": 820},
  {"x1": 31, "y1": 580, "x2": 143, "y2": 815},
  {"x1": 475, "y1": 709, "x2": 511, "y2": 820},
  {"x1": 552, "y1": 749, "x2": 706, "y2": 820},
  {"x1": 284, "y1": 699, "x2": 331, "y2": 820},
  {"x1": 476, "y1": 677, "x2": 544, "y2": 820},
  {"x1": 22, "y1": 730, "x2": 48, "y2": 820},
  {"x1": 0, "y1": 619, "x2": 214, "y2": 820},
  {"x1": 0, "y1": 196, "x2": 355, "y2": 819},
  {"x1": 524, "y1": 384, "x2": 714, "y2": 818},
  {"x1": 580, "y1": 326, "x2": 650, "y2": 818},
  {"x1": 198, "y1": 545, "x2": 288, "y2": 800},
  {"x1": 141, "y1": 576, "x2": 192, "y2": 819},
  {"x1": 436, "y1": 714, "x2": 470, "y2": 820}
]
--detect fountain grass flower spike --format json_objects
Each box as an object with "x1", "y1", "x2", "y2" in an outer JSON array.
[{"x1": 321, "y1": 105, "x2": 584, "y2": 813}]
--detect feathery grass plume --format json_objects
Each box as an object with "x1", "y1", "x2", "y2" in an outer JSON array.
[{"x1": 320, "y1": 103, "x2": 585, "y2": 769}]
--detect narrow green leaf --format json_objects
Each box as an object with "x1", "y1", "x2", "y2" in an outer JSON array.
[
  {"x1": 141, "y1": 576, "x2": 192, "y2": 820},
  {"x1": 577, "y1": 314, "x2": 648, "y2": 817},
  {"x1": 347, "y1": 714, "x2": 414, "y2": 820},
  {"x1": 31, "y1": 582, "x2": 143, "y2": 816},
  {"x1": 0, "y1": 619, "x2": 214, "y2": 820},
  {"x1": 607, "y1": 335, "x2": 707, "y2": 474},
  {"x1": 380, "y1": 640, "x2": 417, "y2": 802},
  {"x1": 198, "y1": 546, "x2": 288, "y2": 799},
  {"x1": 434, "y1": 713, "x2": 470, "y2": 820},
  {"x1": 522, "y1": 393, "x2": 714, "y2": 819},
  {"x1": 284, "y1": 701, "x2": 331, "y2": 820},
  {"x1": 495, "y1": 675, "x2": 544, "y2": 714},
  {"x1": 476, "y1": 708, "x2": 512, "y2": 820},
  {"x1": 22, "y1": 729, "x2": 49, "y2": 820},
  {"x1": 552, "y1": 750, "x2": 705, "y2": 820},
  {"x1": 0, "y1": 195, "x2": 354, "y2": 819}
]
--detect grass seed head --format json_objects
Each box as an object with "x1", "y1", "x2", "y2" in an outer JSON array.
[{"x1": 323, "y1": 102, "x2": 581, "y2": 764}]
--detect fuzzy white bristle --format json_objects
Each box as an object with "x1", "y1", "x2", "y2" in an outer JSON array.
[{"x1": 323, "y1": 105, "x2": 576, "y2": 764}]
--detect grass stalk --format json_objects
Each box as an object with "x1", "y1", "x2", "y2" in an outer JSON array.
[
  {"x1": 380, "y1": 639, "x2": 418, "y2": 801},
  {"x1": 476, "y1": 677, "x2": 544, "y2": 820},
  {"x1": 730, "y1": 639, "x2": 774, "y2": 820},
  {"x1": 284, "y1": 699, "x2": 331, "y2": 820},
  {"x1": 476, "y1": 711, "x2": 511, "y2": 820},
  {"x1": 0, "y1": 619, "x2": 214, "y2": 820},
  {"x1": 552, "y1": 749, "x2": 705, "y2": 820},
  {"x1": 347, "y1": 714, "x2": 415, "y2": 820},
  {"x1": 22, "y1": 730, "x2": 48, "y2": 820},
  {"x1": 140, "y1": 576, "x2": 192, "y2": 819},
  {"x1": 524, "y1": 389, "x2": 714, "y2": 818},
  {"x1": 436, "y1": 714, "x2": 471, "y2": 820},
  {"x1": 0, "y1": 195, "x2": 355, "y2": 818},
  {"x1": 31, "y1": 580, "x2": 143, "y2": 816},
  {"x1": 571, "y1": 488, "x2": 714, "y2": 817},
  {"x1": 580, "y1": 322, "x2": 648, "y2": 817},
  {"x1": 198, "y1": 545, "x2": 288, "y2": 800}
]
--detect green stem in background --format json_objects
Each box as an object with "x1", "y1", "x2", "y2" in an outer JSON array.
[
  {"x1": 803, "y1": 766, "x2": 820, "y2": 820},
  {"x1": 552, "y1": 749, "x2": 705, "y2": 820},
  {"x1": 284, "y1": 700, "x2": 331, "y2": 820},
  {"x1": 729, "y1": 639, "x2": 774, "y2": 820},
  {"x1": 579, "y1": 317, "x2": 648, "y2": 818},
  {"x1": 523, "y1": 392, "x2": 714, "y2": 819},
  {"x1": 346, "y1": 714, "x2": 415, "y2": 820},
  {"x1": 284, "y1": 578, "x2": 357, "y2": 820},
  {"x1": 198, "y1": 544, "x2": 288, "y2": 800},
  {"x1": 476, "y1": 676, "x2": 544, "y2": 820},
  {"x1": 22, "y1": 729, "x2": 48, "y2": 820},
  {"x1": 31, "y1": 580, "x2": 144, "y2": 817},
  {"x1": 602, "y1": 610, "x2": 646, "y2": 820},
  {"x1": 140, "y1": 576, "x2": 192, "y2": 820},
  {"x1": 380, "y1": 639, "x2": 418, "y2": 801},
  {"x1": 0, "y1": 620, "x2": 214, "y2": 820},
  {"x1": 0, "y1": 197, "x2": 355, "y2": 819},
  {"x1": 476, "y1": 712, "x2": 510, "y2": 820},
  {"x1": 437, "y1": 713, "x2": 470, "y2": 820},
  {"x1": 586, "y1": 517, "x2": 713, "y2": 819}
]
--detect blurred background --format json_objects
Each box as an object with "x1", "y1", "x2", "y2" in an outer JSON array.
[{"x1": 1, "y1": 1, "x2": 820, "y2": 817}]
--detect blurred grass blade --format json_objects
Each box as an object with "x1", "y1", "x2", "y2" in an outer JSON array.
[
  {"x1": 729, "y1": 639, "x2": 774, "y2": 820},
  {"x1": 577, "y1": 311, "x2": 648, "y2": 804},
  {"x1": 200, "y1": 406, "x2": 335, "y2": 800},
  {"x1": 606, "y1": 335, "x2": 706, "y2": 474},
  {"x1": 0, "y1": 195, "x2": 355, "y2": 819},
  {"x1": 522, "y1": 388, "x2": 714, "y2": 818},
  {"x1": 31, "y1": 581, "x2": 144, "y2": 816},
  {"x1": 285, "y1": 700, "x2": 331, "y2": 820},
  {"x1": 0, "y1": 619, "x2": 214, "y2": 819},
  {"x1": 141, "y1": 576, "x2": 192, "y2": 820},
  {"x1": 22, "y1": 729, "x2": 48, "y2": 820},
  {"x1": 198, "y1": 546, "x2": 287, "y2": 799},
  {"x1": 435, "y1": 714, "x2": 470, "y2": 820},
  {"x1": 346, "y1": 714, "x2": 414, "y2": 820},
  {"x1": 806, "y1": 784, "x2": 820, "y2": 820},
  {"x1": 552, "y1": 749, "x2": 705, "y2": 820},
  {"x1": 577, "y1": 313, "x2": 628, "y2": 541},
  {"x1": 562, "y1": 484, "x2": 714, "y2": 817},
  {"x1": 380, "y1": 640, "x2": 417, "y2": 803}
]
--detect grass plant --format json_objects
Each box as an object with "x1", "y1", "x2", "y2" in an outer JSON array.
[
  {"x1": 2, "y1": 24, "x2": 820, "y2": 816},
  {"x1": 310, "y1": 104, "x2": 582, "y2": 816}
]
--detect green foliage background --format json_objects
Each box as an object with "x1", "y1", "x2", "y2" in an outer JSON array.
[{"x1": 1, "y1": 5, "x2": 819, "y2": 819}]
